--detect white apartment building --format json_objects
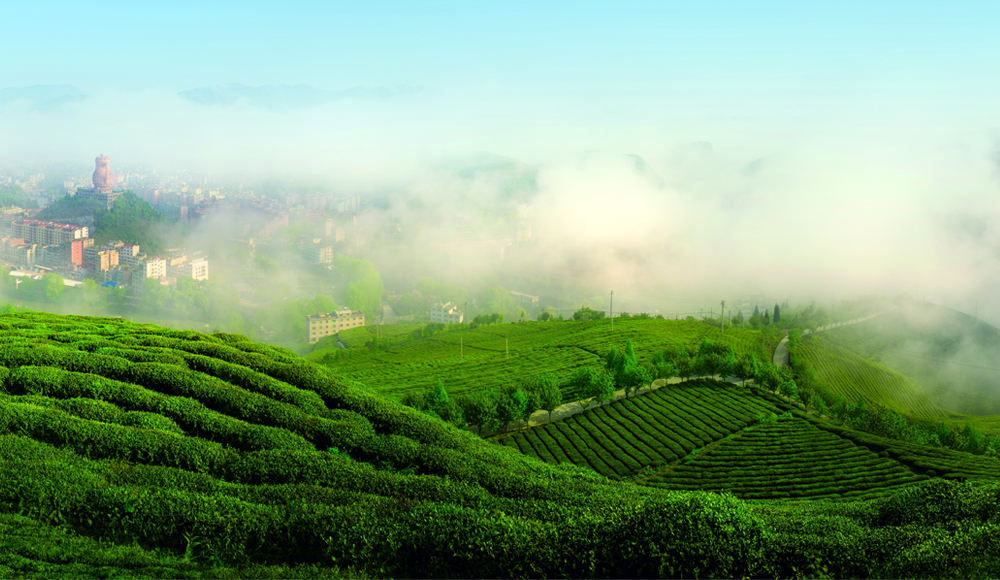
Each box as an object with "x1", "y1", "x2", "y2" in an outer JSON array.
[{"x1": 168, "y1": 256, "x2": 209, "y2": 281}]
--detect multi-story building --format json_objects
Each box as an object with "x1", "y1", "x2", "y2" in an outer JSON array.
[
  {"x1": 306, "y1": 309, "x2": 365, "y2": 343},
  {"x1": 3, "y1": 237, "x2": 37, "y2": 267},
  {"x1": 167, "y1": 256, "x2": 209, "y2": 281},
  {"x1": 141, "y1": 258, "x2": 167, "y2": 279},
  {"x1": 108, "y1": 265, "x2": 136, "y2": 287},
  {"x1": 301, "y1": 238, "x2": 334, "y2": 264},
  {"x1": 430, "y1": 302, "x2": 464, "y2": 324},
  {"x1": 509, "y1": 291, "x2": 540, "y2": 309},
  {"x1": 97, "y1": 250, "x2": 119, "y2": 272},
  {"x1": 11, "y1": 218, "x2": 88, "y2": 245},
  {"x1": 69, "y1": 239, "x2": 84, "y2": 266}
]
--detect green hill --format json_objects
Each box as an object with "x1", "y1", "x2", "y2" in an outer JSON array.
[
  {"x1": 795, "y1": 333, "x2": 947, "y2": 420},
  {"x1": 499, "y1": 378, "x2": 999, "y2": 501},
  {"x1": 1, "y1": 310, "x2": 999, "y2": 578},
  {"x1": 320, "y1": 317, "x2": 779, "y2": 399},
  {"x1": 498, "y1": 379, "x2": 785, "y2": 480},
  {"x1": 820, "y1": 300, "x2": 1000, "y2": 416},
  {"x1": 36, "y1": 191, "x2": 170, "y2": 254}
]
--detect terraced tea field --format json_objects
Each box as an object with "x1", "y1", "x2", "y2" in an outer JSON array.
[
  {"x1": 497, "y1": 378, "x2": 999, "y2": 500},
  {"x1": 497, "y1": 379, "x2": 785, "y2": 478},
  {"x1": 807, "y1": 416, "x2": 1000, "y2": 482},
  {"x1": 322, "y1": 318, "x2": 775, "y2": 397},
  {"x1": 797, "y1": 335, "x2": 945, "y2": 420},
  {"x1": 818, "y1": 300, "x2": 1000, "y2": 417},
  {"x1": 642, "y1": 417, "x2": 928, "y2": 500}
]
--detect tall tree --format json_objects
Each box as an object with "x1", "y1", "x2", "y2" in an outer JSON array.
[
  {"x1": 460, "y1": 390, "x2": 499, "y2": 435},
  {"x1": 773, "y1": 304, "x2": 781, "y2": 323},
  {"x1": 531, "y1": 373, "x2": 562, "y2": 423},
  {"x1": 734, "y1": 353, "x2": 759, "y2": 386},
  {"x1": 425, "y1": 380, "x2": 450, "y2": 414}
]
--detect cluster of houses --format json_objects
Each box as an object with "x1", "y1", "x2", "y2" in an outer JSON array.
[{"x1": 1, "y1": 216, "x2": 208, "y2": 291}]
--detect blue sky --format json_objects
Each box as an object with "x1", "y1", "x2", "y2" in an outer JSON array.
[
  {"x1": 7, "y1": 1, "x2": 1000, "y2": 120},
  {"x1": 4, "y1": 0, "x2": 999, "y2": 177},
  {"x1": 4, "y1": 1, "x2": 1000, "y2": 314}
]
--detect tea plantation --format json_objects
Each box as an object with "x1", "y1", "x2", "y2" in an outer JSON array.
[
  {"x1": 1, "y1": 311, "x2": 999, "y2": 578},
  {"x1": 320, "y1": 317, "x2": 776, "y2": 399}
]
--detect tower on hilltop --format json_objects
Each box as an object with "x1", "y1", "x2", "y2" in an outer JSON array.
[{"x1": 78, "y1": 154, "x2": 124, "y2": 209}]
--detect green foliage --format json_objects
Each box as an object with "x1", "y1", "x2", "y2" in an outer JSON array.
[
  {"x1": 572, "y1": 306, "x2": 606, "y2": 321},
  {"x1": 0, "y1": 183, "x2": 36, "y2": 209},
  {"x1": 35, "y1": 193, "x2": 106, "y2": 221},
  {"x1": 1, "y1": 310, "x2": 998, "y2": 579},
  {"x1": 571, "y1": 366, "x2": 614, "y2": 410},
  {"x1": 333, "y1": 256, "x2": 383, "y2": 319}
]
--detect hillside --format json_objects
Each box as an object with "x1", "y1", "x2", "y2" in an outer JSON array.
[
  {"x1": 794, "y1": 333, "x2": 947, "y2": 420},
  {"x1": 499, "y1": 379, "x2": 999, "y2": 501},
  {"x1": 319, "y1": 317, "x2": 779, "y2": 399},
  {"x1": 0, "y1": 311, "x2": 999, "y2": 578},
  {"x1": 821, "y1": 299, "x2": 1000, "y2": 416},
  {"x1": 36, "y1": 191, "x2": 170, "y2": 254}
]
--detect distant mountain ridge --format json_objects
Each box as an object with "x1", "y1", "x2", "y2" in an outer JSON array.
[{"x1": 0, "y1": 85, "x2": 86, "y2": 111}]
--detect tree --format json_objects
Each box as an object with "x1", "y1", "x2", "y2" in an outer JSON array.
[
  {"x1": 650, "y1": 350, "x2": 676, "y2": 382},
  {"x1": 536, "y1": 311, "x2": 553, "y2": 322},
  {"x1": 80, "y1": 279, "x2": 101, "y2": 307},
  {"x1": 460, "y1": 390, "x2": 499, "y2": 435},
  {"x1": 762, "y1": 309, "x2": 771, "y2": 326},
  {"x1": 572, "y1": 306, "x2": 606, "y2": 321},
  {"x1": 425, "y1": 380, "x2": 450, "y2": 414},
  {"x1": 415, "y1": 277, "x2": 439, "y2": 296},
  {"x1": 572, "y1": 366, "x2": 614, "y2": 411},
  {"x1": 606, "y1": 339, "x2": 648, "y2": 397},
  {"x1": 734, "y1": 353, "x2": 759, "y2": 386},
  {"x1": 778, "y1": 379, "x2": 799, "y2": 402},
  {"x1": 773, "y1": 303, "x2": 781, "y2": 324},
  {"x1": 41, "y1": 274, "x2": 65, "y2": 303},
  {"x1": 495, "y1": 390, "x2": 526, "y2": 434},
  {"x1": 531, "y1": 374, "x2": 562, "y2": 423},
  {"x1": 621, "y1": 364, "x2": 652, "y2": 398}
]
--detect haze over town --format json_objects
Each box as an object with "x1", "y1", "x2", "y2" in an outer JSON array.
[{"x1": 3, "y1": 0, "x2": 1000, "y2": 326}]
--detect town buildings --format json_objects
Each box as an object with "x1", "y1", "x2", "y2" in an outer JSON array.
[{"x1": 10, "y1": 218, "x2": 88, "y2": 245}]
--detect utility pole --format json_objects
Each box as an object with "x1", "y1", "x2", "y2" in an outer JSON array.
[
  {"x1": 610, "y1": 290, "x2": 614, "y2": 333},
  {"x1": 720, "y1": 300, "x2": 726, "y2": 335}
]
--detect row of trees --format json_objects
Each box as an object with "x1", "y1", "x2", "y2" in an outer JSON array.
[
  {"x1": 400, "y1": 337, "x2": 804, "y2": 436},
  {"x1": 401, "y1": 375, "x2": 564, "y2": 434}
]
